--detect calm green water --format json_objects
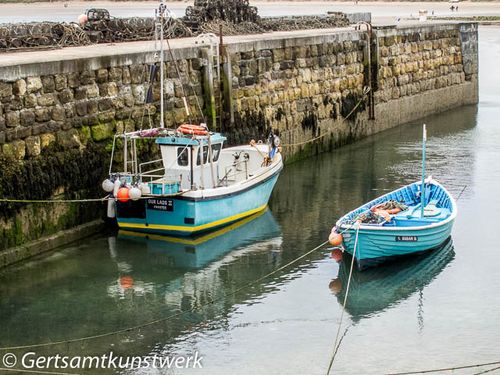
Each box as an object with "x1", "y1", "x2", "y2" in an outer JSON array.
[{"x1": 1, "y1": 27, "x2": 499, "y2": 374}]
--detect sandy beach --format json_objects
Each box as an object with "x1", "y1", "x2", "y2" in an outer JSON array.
[{"x1": 1, "y1": 1, "x2": 500, "y2": 23}]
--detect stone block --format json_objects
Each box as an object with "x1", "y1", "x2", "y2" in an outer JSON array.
[
  {"x1": 51, "y1": 106, "x2": 66, "y2": 121},
  {"x1": 130, "y1": 65, "x2": 146, "y2": 84},
  {"x1": 91, "y1": 123, "x2": 115, "y2": 141},
  {"x1": 35, "y1": 108, "x2": 50, "y2": 122},
  {"x1": 87, "y1": 100, "x2": 98, "y2": 114},
  {"x1": 24, "y1": 94, "x2": 37, "y2": 108},
  {"x1": 67, "y1": 72, "x2": 80, "y2": 88},
  {"x1": 42, "y1": 76, "x2": 55, "y2": 93},
  {"x1": 109, "y1": 67, "x2": 123, "y2": 82},
  {"x1": 57, "y1": 128, "x2": 82, "y2": 149},
  {"x1": 272, "y1": 49, "x2": 285, "y2": 63},
  {"x1": 64, "y1": 103, "x2": 76, "y2": 119},
  {"x1": 6, "y1": 111, "x2": 20, "y2": 127},
  {"x1": 74, "y1": 87, "x2": 87, "y2": 100},
  {"x1": 122, "y1": 67, "x2": 131, "y2": 84},
  {"x1": 0, "y1": 82, "x2": 12, "y2": 101},
  {"x1": 8, "y1": 97, "x2": 23, "y2": 111},
  {"x1": 98, "y1": 111, "x2": 116, "y2": 123},
  {"x1": 96, "y1": 69, "x2": 109, "y2": 83},
  {"x1": 75, "y1": 102, "x2": 88, "y2": 116},
  {"x1": 59, "y1": 88, "x2": 74, "y2": 104},
  {"x1": 20, "y1": 109, "x2": 35, "y2": 127},
  {"x1": 80, "y1": 70, "x2": 95, "y2": 85},
  {"x1": 54, "y1": 74, "x2": 67, "y2": 91},
  {"x1": 40, "y1": 133, "x2": 56, "y2": 148},
  {"x1": 99, "y1": 82, "x2": 118, "y2": 97},
  {"x1": 26, "y1": 77, "x2": 42, "y2": 93},
  {"x1": 37, "y1": 93, "x2": 56, "y2": 107},
  {"x1": 85, "y1": 84, "x2": 100, "y2": 99},
  {"x1": 25, "y1": 136, "x2": 41, "y2": 157},
  {"x1": 98, "y1": 98, "x2": 113, "y2": 111},
  {"x1": 2, "y1": 140, "x2": 25, "y2": 159},
  {"x1": 13, "y1": 80, "x2": 27, "y2": 96}
]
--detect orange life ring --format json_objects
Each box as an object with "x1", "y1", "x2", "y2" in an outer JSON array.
[{"x1": 177, "y1": 124, "x2": 208, "y2": 136}]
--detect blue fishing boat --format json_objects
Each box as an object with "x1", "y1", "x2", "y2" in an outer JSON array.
[
  {"x1": 101, "y1": 4, "x2": 282, "y2": 236},
  {"x1": 330, "y1": 125, "x2": 457, "y2": 269}
]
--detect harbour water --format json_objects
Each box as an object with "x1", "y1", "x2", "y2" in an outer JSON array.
[{"x1": 0, "y1": 26, "x2": 499, "y2": 374}]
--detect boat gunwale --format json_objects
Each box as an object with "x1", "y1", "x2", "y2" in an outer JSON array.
[{"x1": 336, "y1": 178, "x2": 458, "y2": 232}]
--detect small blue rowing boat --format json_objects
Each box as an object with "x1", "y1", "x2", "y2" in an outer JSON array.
[
  {"x1": 332, "y1": 178, "x2": 457, "y2": 269},
  {"x1": 330, "y1": 125, "x2": 457, "y2": 270}
]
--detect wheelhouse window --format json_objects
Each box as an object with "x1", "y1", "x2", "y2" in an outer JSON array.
[
  {"x1": 197, "y1": 145, "x2": 209, "y2": 165},
  {"x1": 211, "y1": 143, "x2": 222, "y2": 162},
  {"x1": 177, "y1": 147, "x2": 189, "y2": 166}
]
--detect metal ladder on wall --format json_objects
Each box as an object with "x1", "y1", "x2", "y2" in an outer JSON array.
[{"x1": 195, "y1": 33, "x2": 222, "y2": 131}]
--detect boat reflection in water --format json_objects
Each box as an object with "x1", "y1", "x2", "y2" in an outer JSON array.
[
  {"x1": 329, "y1": 237, "x2": 455, "y2": 322},
  {"x1": 108, "y1": 208, "x2": 283, "y2": 298}
]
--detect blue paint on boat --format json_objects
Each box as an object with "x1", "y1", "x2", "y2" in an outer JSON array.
[
  {"x1": 336, "y1": 179, "x2": 457, "y2": 270},
  {"x1": 116, "y1": 170, "x2": 281, "y2": 236}
]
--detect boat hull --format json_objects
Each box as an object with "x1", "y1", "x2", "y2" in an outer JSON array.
[{"x1": 115, "y1": 170, "x2": 281, "y2": 236}]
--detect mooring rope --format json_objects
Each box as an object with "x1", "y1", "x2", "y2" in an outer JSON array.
[
  {"x1": 385, "y1": 360, "x2": 500, "y2": 375},
  {"x1": 0, "y1": 240, "x2": 328, "y2": 351},
  {"x1": 0, "y1": 198, "x2": 108, "y2": 204},
  {"x1": 326, "y1": 223, "x2": 360, "y2": 375},
  {"x1": 282, "y1": 86, "x2": 371, "y2": 148},
  {"x1": 0, "y1": 367, "x2": 77, "y2": 375}
]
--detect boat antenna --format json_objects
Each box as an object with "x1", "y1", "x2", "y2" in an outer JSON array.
[{"x1": 420, "y1": 124, "x2": 427, "y2": 218}]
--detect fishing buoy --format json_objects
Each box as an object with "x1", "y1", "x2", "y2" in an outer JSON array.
[
  {"x1": 329, "y1": 231, "x2": 343, "y2": 247},
  {"x1": 78, "y1": 14, "x2": 88, "y2": 26},
  {"x1": 107, "y1": 199, "x2": 116, "y2": 218},
  {"x1": 120, "y1": 276, "x2": 134, "y2": 289},
  {"x1": 331, "y1": 248, "x2": 343, "y2": 262},
  {"x1": 129, "y1": 187, "x2": 142, "y2": 201},
  {"x1": 329, "y1": 278, "x2": 342, "y2": 295},
  {"x1": 139, "y1": 183, "x2": 151, "y2": 195},
  {"x1": 102, "y1": 179, "x2": 114, "y2": 193},
  {"x1": 116, "y1": 187, "x2": 130, "y2": 203}
]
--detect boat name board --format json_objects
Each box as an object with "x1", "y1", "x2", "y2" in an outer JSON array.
[
  {"x1": 147, "y1": 198, "x2": 174, "y2": 212},
  {"x1": 395, "y1": 236, "x2": 418, "y2": 242}
]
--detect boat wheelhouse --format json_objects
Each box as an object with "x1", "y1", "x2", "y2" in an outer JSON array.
[{"x1": 104, "y1": 127, "x2": 283, "y2": 236}]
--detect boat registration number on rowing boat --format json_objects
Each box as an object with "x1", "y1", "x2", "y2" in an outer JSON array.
[
  {"x1": 395, "y1": 236, "x2": 418, "y2": 242},
  {"x1": 147, "y1": 198, "x2": 174, "y2": 211}
]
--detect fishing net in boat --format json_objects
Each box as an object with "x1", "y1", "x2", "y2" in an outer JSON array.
[{"x1": 357, "y1": 200, "x2": 409, "y2": 224}]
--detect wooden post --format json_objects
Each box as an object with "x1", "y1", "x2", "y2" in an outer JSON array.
[{"x1": 201, "y1": 47, "x2": 217, "y2": 131}]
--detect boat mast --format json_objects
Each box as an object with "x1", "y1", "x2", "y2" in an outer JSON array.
[
  {"x1": 420, "y1": 124, "x2": 427, "y2": 218},
  {"x1": 158, "y1": 1, "x2": 166, "y2": 128}
]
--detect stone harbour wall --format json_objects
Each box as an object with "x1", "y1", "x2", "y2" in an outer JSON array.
[{"x1": 0, "y1": 22, "x2": 478, "y2": 259}]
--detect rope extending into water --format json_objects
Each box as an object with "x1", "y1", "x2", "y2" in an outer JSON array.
[
  {"x1": 385, "y1": 360, "x2": 500, "y2": 375},
  {"x1": 282, "y1": 86, "x2": 370, "y2": 148},
  {"x1": 326, "y1": 223, "x2": 360, "y2": 375},
  {"x1": 0, "y1": 240, "x2": 328, "y2": 351}
]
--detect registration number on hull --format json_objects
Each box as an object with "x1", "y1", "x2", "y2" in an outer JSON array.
[
  {"x1": 147, "y1": 198, "x2": 174, "y2": 211},
  {"x1": 395, "y1": 236, "x2": 418, "y2": 242}
]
